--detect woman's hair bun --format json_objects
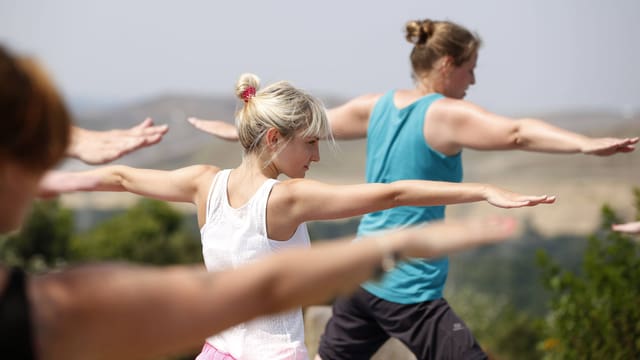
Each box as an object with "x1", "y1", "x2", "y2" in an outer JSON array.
[
  {"x1": 235, "y1": 73, "x2": 261, "y2": 102},
  {"x1": 405, "y1": 19, "x2": 435, "y2": 46}
]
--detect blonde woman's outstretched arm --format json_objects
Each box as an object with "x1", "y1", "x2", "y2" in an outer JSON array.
[{"x1": 38, "y1": 165, "x2": 218, "y2": 204}]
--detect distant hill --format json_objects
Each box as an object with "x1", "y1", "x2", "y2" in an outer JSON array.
[{"x1": 60, "y1": 94, "x2": 640, "y2": 236}]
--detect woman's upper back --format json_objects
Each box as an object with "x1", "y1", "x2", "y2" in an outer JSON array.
[
  {"x1": 366, "y1": 90, "x2": 462, "y2": 182},
  {"x1": 357, "y1": 90, "x2": 463, "y2": 236},
  {"x1": 200, "y1": 169, "x2": 309, "y2": 272}
]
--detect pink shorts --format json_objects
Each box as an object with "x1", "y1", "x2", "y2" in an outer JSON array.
[{"x1": 194, "y1": 342, "x2": 237, "y2": 360}]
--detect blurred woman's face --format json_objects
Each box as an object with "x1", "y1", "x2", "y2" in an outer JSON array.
[{"x1": 0, "y1": 161, "x2": 44, "y2": 233}]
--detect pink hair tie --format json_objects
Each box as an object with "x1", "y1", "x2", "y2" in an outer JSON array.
[{"x1": 241, "y1": 86, "x2": 256, "y2": 103}]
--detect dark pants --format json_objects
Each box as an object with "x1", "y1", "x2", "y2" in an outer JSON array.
[{"x1": 318, "y1": 287, "x2": 487, "y2": 360}]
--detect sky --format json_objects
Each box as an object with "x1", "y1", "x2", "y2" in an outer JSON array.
[{"x1": 1, "y1": 0, "x2": 639, "y2": 115}]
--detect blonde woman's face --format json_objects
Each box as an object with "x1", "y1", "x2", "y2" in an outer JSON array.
[
  {"x1": 443, "y1": 52, "x2": 478, "y2": 99},
  {"x1": 274, "y1": 132, "x2": 320, "y2": 178}
]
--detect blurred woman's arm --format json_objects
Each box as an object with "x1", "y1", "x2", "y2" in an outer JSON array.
[{"x1": 27, "y1": 216, "x2": 516, "y2": 360}]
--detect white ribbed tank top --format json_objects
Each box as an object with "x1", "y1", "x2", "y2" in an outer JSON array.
[{"x1": 200, "y1": 169, "x2": 310, "y2": 360}]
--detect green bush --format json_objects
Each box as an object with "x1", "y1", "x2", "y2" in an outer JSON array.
[
  {"x1": 0, "y1": 199, "x2": 73, "y2": 270},
  {"x1": 537, "y1": 189, "x2": 640, "y2": 359},
  {"x1": 71, "y1": 199, "x2": 202, "y2": 265}
]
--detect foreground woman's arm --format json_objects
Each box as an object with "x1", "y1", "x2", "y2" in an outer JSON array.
[{"x1": 28, "y1": 216, "x2": 516, "y2": 360}]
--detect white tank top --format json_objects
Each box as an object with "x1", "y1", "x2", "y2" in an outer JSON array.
[{"x1": 200, "y1": 169, "x2": 310, "y2": 360}]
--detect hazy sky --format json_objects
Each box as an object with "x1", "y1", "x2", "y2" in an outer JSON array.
[{"x1": 1, "y1": 0, "x2": 639, "y2": 115}]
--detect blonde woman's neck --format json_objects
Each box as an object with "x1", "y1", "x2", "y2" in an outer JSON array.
[{"x1": 236, "y1": 153, "x2": 279, "y2": 180}]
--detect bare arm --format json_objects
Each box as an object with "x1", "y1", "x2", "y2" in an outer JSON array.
[
  {"x1": 187, "y1": 117, "x2": 239, "y2": 141},
  {"x1": 66, "y1": 119, "x2": 169, "y2": 164},
  {"x1": 38, "y1": 165, "x2": 218, "y2": 204},
  {"x1": 28, "y1": 216, "x2": 516, "y2": 360},
  {"x1": 427, "y1": 98, "x2": 638, "y2": 155},
  {"x1": 612, "y1": 221, "x2": 640, "y2": 234},
  {"x1": 325, "y1": 94, "x2": 381, "y2": 140},
  {"x1": 267, "y1": 178, "x2": 553, "y2": 238}
]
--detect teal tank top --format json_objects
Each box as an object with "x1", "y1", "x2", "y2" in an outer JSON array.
[{"x1": 359, "y1": 90, "x2": 463, "y2": 304}]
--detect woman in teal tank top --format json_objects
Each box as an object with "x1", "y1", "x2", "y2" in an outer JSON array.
[
  {"x1": 313, "y1": 18, "x2": 637, "y2": 360},
  {"x1": 312, "y1": 17, "x2": 633, "y2": 360},
  {"x1": 187, "y1": 18, "x2": 637, "y2": 360}
]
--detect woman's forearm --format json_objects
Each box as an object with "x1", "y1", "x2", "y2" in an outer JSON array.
[
  {"x1": 392, "y1": 180, "x2": 487, "y2": 206},
  {"x1": 514, "y1": 118, "x2": 590, "y2": 153},
  {"x1": 391, "y1": 180, "x2": 554, "y2": 209}
]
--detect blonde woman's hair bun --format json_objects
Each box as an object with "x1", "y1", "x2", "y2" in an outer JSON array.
[{"x1": 235, "y1": 73, "x2": 261, "y2": 103}]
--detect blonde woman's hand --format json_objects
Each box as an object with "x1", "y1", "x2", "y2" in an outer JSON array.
[{"x1": 483, "y1": 185, "x2": 556, "y2": 208}]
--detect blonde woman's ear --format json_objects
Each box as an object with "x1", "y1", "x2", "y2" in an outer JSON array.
[{"x1": 265, "y1": 128, "x2": 281, "y2": 149}]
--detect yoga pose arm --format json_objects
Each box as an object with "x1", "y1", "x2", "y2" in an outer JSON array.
[
  {"x1": 186, "y1": 97, "x2": 636, "y2": 157},
  {"x1": 187, "y1": 117, "x2": 239, "y2": 141},
  {"x1": 266, "y1": 178, "x2": 552, "y2": 238},
  {"x1": 26, "y1": 216, "x2": 515, "y2": 360},
  {"x1": 325, "y1": 94, "x2": 381, "y2": 139},
  {"x1": 612, "y1": 221, "x2": 640, "y2": 234},
  {"x1": 38, "y1": 165, "x2": 218, "y2": 204},
  {"x1": 66, "y1": 118, "x2": 169, "y2": 164},
  {"x1": 426, "y1": 98, "x2": 638, "y2": 155}
]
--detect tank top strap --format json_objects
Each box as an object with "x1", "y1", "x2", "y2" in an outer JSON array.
[
  {"x1": 204, "y1": 169, "x2": 231, "y2": 221},
  {"x1": 249, "y1": 178, "x2": 279, "y2": 237}
]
